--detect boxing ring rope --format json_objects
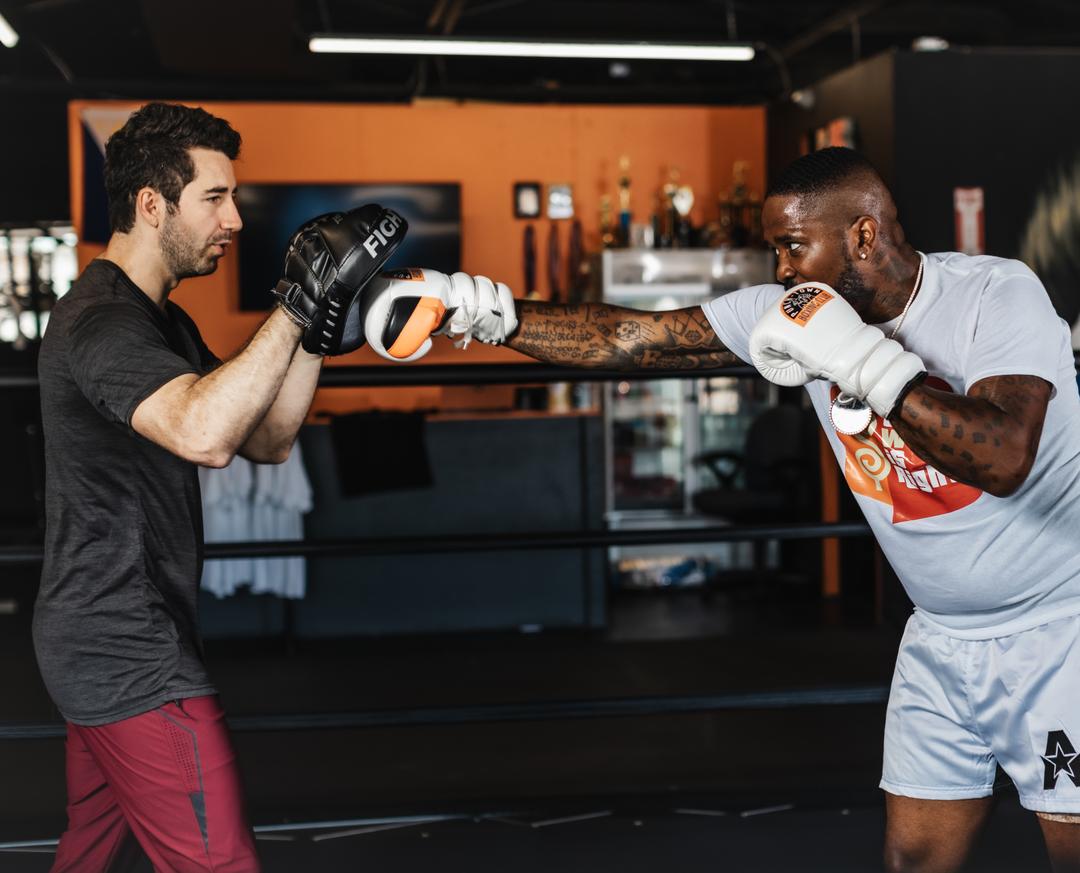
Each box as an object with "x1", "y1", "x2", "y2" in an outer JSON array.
[
  {"x1": 0, "y1": 685, "x2": 889, "y2": 741},
  {"x1": 0, "y1": 361, "x2": 761, "y2": 390},
  {"x1": 0, "y1": 520, "x2": 871, "y2": 565},
  {"x1": 4, "y1": 356, "x2": 1080, "y2": 389},
  {"x1": 317, "y1": 362, "x2": 762, "y2": 386}
]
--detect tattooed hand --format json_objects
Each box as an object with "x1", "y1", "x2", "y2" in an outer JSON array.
[
  {"x1": 892, "y1": 374, "x2": 1052, "y2": 497},
  {"x1": 507, "y1": 301, "x2": 738, "y2": 371}
]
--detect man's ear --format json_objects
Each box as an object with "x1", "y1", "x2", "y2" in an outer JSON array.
[
  {"x1": 851, "y1": 216, "x2": 878, "y2": 261},
  {"x1": 134, "y1": 187, "x2": 165, "y2": 230}
]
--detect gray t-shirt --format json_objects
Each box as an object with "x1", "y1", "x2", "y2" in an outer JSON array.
[
  {"x1": 702, "y1": 252, "x2": 1080, "y2": 638},
  {"x1": 35, "y1": 259, "x2": 221, "y2": 725}
]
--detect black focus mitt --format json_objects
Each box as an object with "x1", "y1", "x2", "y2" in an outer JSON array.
[{"x1": 272, "y1": 204, "x2": 408, "y2": 355}]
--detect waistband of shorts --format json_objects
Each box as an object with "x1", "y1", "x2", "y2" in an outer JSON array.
[{"x1": 913, "y1": 599, "x2": 1080, "y2": 640}]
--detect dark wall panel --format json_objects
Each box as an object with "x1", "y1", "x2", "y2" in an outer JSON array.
[
  {"x1": 198, "y1": 416, "x2": 607, "y2": 639},
  {"x1": 0, "y1": 91, "x2": 70, "y2": 225},
  {"x1": 768, "y1": 51, "x2": 896, "y2": 189},
  {"x1": 893, "y1": 50, "x2": 1080, "y2": 322}
]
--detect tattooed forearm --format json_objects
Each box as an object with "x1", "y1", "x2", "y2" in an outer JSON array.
[
  {"x1": 892, "y1": 375, "x2": 1051, "y2": 497},
  {"x1": 507, "y1": 301, "x2": 738, "y2": 370}
]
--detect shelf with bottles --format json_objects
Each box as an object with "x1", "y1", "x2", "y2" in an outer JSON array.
[
  {"x1": 698, "y1": 373, "x2": 776, "y2": 430},
  {"x1": 611, "y1": 480, "x2": 684, "y2": 513},
  {"x1": 600, "y1": 157, "x2": 768, "y2": 256},
  {"x1": 619, "y1": 432, "x2": 680, "y2": 453},
  {"x1": 610, "y1": 381, "x2": 683, "y2": 405},
  {"x1": 605, "y1": 511, "x2": 761, "y2": 591},
  {"x1": 613, "y1": 412, "x2": 678, "y2": 447},
  {"x1": 608, "y1": 397, "x2": 683, "y2": 421},
  {"x1": 612, "y1": 435, "x2": 684, "y2": 509}
]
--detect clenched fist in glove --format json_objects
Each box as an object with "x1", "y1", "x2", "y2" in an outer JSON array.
[
  {"x1": 360, "y1": 268, "x2": 518, "y2": 362},
  {"x1": 272, "y1": 204, "x2": 407, "y2": 356},
  {"x1": 749, "y1": 282, "x2": 926, "y2": 418}
]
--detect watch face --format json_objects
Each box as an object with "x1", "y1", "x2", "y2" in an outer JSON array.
[{"x1": 830, "y1": 393, "x2": 873, "y2": 436}]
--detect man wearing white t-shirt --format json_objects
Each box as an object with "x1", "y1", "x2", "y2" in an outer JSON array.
[{"x1": 411, "y1": 147, "x2": 1078, "y2": 871}]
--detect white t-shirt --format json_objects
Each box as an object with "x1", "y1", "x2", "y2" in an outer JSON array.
[{"x1": 701, "y1": 251, "x2": 1080, "y2": 638}]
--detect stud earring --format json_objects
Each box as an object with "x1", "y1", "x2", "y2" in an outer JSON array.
[{"x1": 859, "y1": 252, "x2": 867, "y2": 260}]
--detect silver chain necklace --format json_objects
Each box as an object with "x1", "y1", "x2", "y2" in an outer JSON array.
[{"x1": 829, "y1": 252, "x2": 924, "y2": 436}]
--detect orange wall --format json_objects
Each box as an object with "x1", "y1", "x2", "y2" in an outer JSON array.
[{"x1": 69, "y1": 99, "x2": 765, "y2": 414}]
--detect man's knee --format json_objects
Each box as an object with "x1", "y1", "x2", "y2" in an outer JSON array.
[
  {"x1": 883, "y1": 842, "x2": 926, "y2": 873},
  {"x1": 883, "y1": 838, "x2": 964, "y2": 873}
]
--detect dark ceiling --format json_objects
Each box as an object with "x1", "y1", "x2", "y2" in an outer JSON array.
[{"x1": 3, "y1": 0, "x2": 1080, "y2": 104}]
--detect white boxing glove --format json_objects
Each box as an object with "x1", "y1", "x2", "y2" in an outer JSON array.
[
  {"x1": 748, "y1": 282, "x2": 926, "y2": 417},
  {"x1": 360, "y1": 268, "x2": 518, "y2": 362}
]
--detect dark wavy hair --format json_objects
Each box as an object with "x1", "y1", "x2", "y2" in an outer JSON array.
[
  {"x1": 104, "y1": 102, "x2": 241, "y2": 234},
  {"x1": 766, "y1": 147, "x2": 880, "y2": 199}
]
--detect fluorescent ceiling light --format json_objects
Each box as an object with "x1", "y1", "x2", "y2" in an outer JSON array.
[
  {"x1": 309, "y1": 35, "x2": 755, "y2": 62},
  {"x1": 0, "y1": 12, "x2": 19, "y2": 48}
]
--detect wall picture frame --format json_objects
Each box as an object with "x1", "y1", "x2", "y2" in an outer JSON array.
[
  {"x1": 546, "y1": 183, "x2": 574, "y2": 220},
  {"x1": 513, "y1": 182, "x2": 542, "y2": 218}
]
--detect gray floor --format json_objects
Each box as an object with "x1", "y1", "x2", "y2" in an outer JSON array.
[{"x1": 2, "y1": 585, "x2": 1053, "y2": 871}]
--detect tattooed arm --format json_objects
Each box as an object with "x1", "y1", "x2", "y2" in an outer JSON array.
[
  {"x1": 506, "y1": 301, "x2": 739, "y2": 370},
  {"x1": 890, "y1": 375, "x2": 1052, "y2": 498}
]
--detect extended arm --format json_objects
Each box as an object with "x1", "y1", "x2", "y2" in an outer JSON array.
[
  {"x1": 506, "y1": 301, "x2": 739, "y2": 370},
  {"x1": 890, "y1": 374, "x2": 1051, "y2": 497},
  {"x1": 132, "y1": 308, "x2": 307, "y2": 467},
  {"x1": 357, "y1": 270, "x2": 741, "y2": 370}
]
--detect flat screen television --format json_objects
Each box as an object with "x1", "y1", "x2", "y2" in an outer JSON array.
[{"x1": 234, "y1": 183, "x2": 461, "y2": 311}]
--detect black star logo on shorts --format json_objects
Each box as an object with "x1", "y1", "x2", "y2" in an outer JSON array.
[{"x1": 1042, "y1": 730, "x2": 1080, "y2": 790}]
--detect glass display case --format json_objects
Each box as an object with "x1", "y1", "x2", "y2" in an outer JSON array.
[
  {"x1": 601, "y1": 248, "x2": 777, "y2": 588},
  {"x1": 0, "y1": 226, "x2": 78, "y2": 348}
]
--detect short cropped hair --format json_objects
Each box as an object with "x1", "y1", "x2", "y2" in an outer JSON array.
[
  {"x1": 766, "y1": 147, "x2": 880, "y2": 200},
  {"x1": 104, "y1": 102, "x2": 241, "y2": 234}
]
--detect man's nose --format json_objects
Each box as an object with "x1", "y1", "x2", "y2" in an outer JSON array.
[
  {"x1": 775, "y1": 258, "x2": 796, "y2": 284},
  {"x1": 222, "y1": 199, "x2": 243, "y2": 232}
]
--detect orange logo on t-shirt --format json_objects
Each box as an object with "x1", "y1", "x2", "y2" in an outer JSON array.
[{"x1": 831, "y1": 381, "x2": 982, "y2": 523}]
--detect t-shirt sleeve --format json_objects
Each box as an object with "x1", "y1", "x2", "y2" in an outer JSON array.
[
  {"x1": 964, "y1": 264, "x2": 1069, "y2": 394},
  {"x1": 699, "y1": 283, "x2": 786, "y2": 365},
  {"x1": 68, "y1": 303, "x2": 200, "y2": 428}
]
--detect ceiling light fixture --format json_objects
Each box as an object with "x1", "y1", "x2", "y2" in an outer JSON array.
[
  {"x1": 308, "y1": 35, "x2": 755, "y2": 62},
  {"x1": 0, "y1": 12, "x2": 19, "y2": 48}
]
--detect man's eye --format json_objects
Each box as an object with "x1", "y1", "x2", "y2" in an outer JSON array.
[
  {"x1": 207, "y1": 195, "x2": 222, "y2": 203},
  {"x1": 788, "y1": 242, "x2": 803, "y2": 254}
]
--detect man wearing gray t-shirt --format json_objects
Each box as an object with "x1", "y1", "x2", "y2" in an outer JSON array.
[
  {"x1": 37, "y1": 102, "x2": 406, "y2": 872},
  {"x1": 397, "y1": 147, "x2": 1080, "y2": 872}
]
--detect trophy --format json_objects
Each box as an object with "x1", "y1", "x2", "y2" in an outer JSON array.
[
  {"x1": 617, "y1": 155, "x2": 632, "y2": 247},
  {"x1": 599, "y1": 194, "x2": 616, "y2": 249},
  {"x1": 729, "y1": 160, "x2": 750, "y2": 247},
  {"x1": 659, "y1": 166, "x2": 680, "y2": 248},
  {"x1": 672, "y1": 182, "x2": 695, "y2": 248}
]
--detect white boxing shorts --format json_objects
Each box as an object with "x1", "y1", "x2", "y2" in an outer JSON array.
[{"x1": 881, "y1": 610, "x2": 1080, "y2": 813}]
